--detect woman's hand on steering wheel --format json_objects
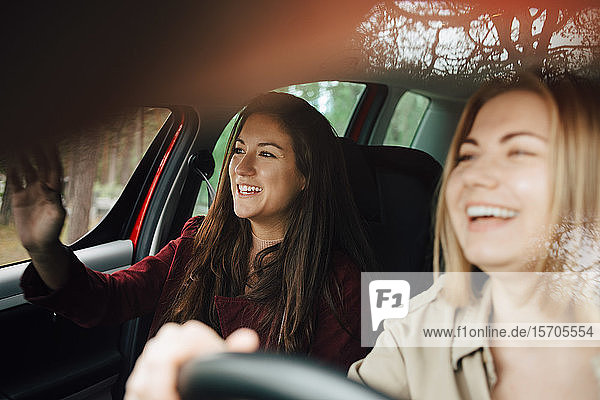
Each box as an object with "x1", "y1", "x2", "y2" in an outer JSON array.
[{"x1": 125, "y1": 320, "x2": 259, "y2": 400}]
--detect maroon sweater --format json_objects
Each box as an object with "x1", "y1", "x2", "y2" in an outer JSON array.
[{"x1": 20, "y1": 217, "x2": 368, "y2": 370}]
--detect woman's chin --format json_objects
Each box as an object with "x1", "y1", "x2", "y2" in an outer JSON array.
[
  {"x1": 464, "y1": 252, "x2": 520, "y2": 273},
  {"x1": 232, "y1": 203, "x2": 257, "y2": 218},
  {"x1": 234, "y1": 211, "x2": 253, "y2": 220}
]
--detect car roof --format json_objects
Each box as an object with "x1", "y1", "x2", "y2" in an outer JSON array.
[{"x1": 1, "y1": 0, "x2": 598, "y2": 152}]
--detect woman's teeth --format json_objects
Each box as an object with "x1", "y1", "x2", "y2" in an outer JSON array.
[
  {"x1": 467, "y1": 205, "x2": 518, "y2": 219},
  {"x1": 238, "y1": 184, "x2": 263, "y2": 194}
]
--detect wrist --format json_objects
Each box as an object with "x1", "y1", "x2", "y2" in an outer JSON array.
[
  {"x1": 28, "y1": 241, "x2": 67, "y2": 260},
  {"x1": 28, "y1": 242, "x2": 71, "y2": 291}
]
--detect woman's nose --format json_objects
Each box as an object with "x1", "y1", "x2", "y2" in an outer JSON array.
[
  {"x1": 460, "y1": 156, "x2": 499, "y2": 189},
  {"x1": 234, "y1": 154, "x2": 256, "y2": 176}
]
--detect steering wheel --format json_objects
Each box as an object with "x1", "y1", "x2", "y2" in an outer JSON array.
[{"x1": 177, "y1": 352, "x2": 392, "y2": 400}]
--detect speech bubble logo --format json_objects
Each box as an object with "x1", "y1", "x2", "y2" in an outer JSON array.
[{"x1": 369, "y1": 280, "x2": 411, "y2": 331}]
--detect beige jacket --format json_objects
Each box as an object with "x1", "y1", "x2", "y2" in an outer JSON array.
[{"x1": 348, "y1": 276, "x2": 600, "y2": 400}]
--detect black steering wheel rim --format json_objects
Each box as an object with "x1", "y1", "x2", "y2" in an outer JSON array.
[{"x1": 177, "y1": 352, "x2": 391, "y2": 400}]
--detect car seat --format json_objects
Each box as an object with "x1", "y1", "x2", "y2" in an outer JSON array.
[{"x1": 339, "y1": 138, "x2": 442, "y2": 273}]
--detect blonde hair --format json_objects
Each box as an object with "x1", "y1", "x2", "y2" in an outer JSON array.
[{"x1": 434, "y1": 74, "x2": 600, "y2": 305}]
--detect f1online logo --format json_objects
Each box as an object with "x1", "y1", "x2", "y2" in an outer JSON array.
[{"x1": 369, "y1": 280, "x2": 410, "y2": 331}]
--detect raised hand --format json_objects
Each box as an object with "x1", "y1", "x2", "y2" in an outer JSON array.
[{"x1": 8, "y1": 145, "x2": 69, "y2": 289}]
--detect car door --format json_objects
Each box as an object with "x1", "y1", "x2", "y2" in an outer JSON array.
[{"x1": 0, "y1": 106, "x2": 202, "y2": 400}]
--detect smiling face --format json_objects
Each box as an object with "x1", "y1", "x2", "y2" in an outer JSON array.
[
  {"x1": 445, "y1": 90, "x2": 552, "y2": 272},
  {"x1": 228, "y1": 113, "x2": 306, "y2": 237}
]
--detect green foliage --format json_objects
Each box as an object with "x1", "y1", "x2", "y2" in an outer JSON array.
[
  {"x1": 93, "y1": 182, "x2": 124, "y2": 199},
  {"x1": 277, "y1": 81, "x2": 365, "y2": 136},
  {"x1": 384, "y1": 92, "x2": 430, "y2": 147}
]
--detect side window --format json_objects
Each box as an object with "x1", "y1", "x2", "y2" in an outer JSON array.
[
  {"x1": 0, "y1": 107, "x2": 171, "y2": 266},
  {"x1": 192, "y1": 117, "x2": 237, "y2": 216},
  {"x1": 193, "y1": 81, "x2": 366, "y2": 215},
  {"x1": 383, "y1": 91, "x2": 430, "y2": 147}
]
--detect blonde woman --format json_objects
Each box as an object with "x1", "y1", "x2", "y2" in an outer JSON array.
[{"x1": 348, "y1": 75, "x2": 600, "y2": 399}]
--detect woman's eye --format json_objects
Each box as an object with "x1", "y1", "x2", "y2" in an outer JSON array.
[
  {"x1": 509, "y1": 149, "x2": 535, "y2": 157},
  {"x1": 233, "y1": 147, "x2": 245, "y2": 154},
  {"x1": 259, "y1": 151, "x2": 276, "y2": 158},
  {"x1": 456, "y1": 153, "x2": 474, "y2": 163}
]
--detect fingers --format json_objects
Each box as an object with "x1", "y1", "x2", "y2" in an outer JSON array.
[
  {"x1": 31, "y1": 146, "x2": 48, "y2": 183},
  {"x1": 6, "y1": 164, "x2": 24, "y2": 193},
  {"x1": 7, "y1": 153, "x2": 36, "y2": 194},
  {"x1": 124, "y1": 321, "x2": 261, "y2": 400},
  {"x1": 18, "y1": 153, "x2": 37, "y2": 186},
  {"x1": 125, "y1": 321, "x2": 228, "y2": 400},
  {"x1": 45, "y1": 144, "x2": 64, "y2": 192},
  {"x1": 225, "y1": 328, "x2": 260, "y2": 353},
  {"x1": 125, "y1": 327, "x2": 183, "y2": 400},
  {"x1": 32, "y1": 144, "x2": 64, "y2": 192},
  {"x1": 7, "y1": 145, "x2": 63, "y2": 195}
]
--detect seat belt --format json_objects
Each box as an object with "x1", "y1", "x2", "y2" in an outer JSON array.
[{"x1": 188, "y1": 150, "x2": 216, "y2": 206}]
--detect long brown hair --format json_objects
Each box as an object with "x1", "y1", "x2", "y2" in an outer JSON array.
[{"x1": 165, "y1": 92, "x2": 374, "y2": 352}]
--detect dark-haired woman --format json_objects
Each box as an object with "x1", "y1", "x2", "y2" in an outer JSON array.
[{"x1": 12, "y1": 92, "x2": 374, "y2": 375}]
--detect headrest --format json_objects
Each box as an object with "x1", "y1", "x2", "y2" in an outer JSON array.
[{"x1": 338, "y1": 138, "x2": 442, "y2": 223}]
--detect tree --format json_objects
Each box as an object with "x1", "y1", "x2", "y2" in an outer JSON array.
[
  {"x1": 356, "y1": 1, "x2": 600, "y2": 83},
  {"x1": 65, "y1": 132, "x2": 100, "y2": 243},
  {"x1": 0, "y1": 172, "x2": 11, "y2": 225}
]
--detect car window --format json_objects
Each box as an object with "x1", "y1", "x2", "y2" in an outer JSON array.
[
  {"x1": 0, "y1": 107, "x2": 171, "y2": 266},
  {"x1": 193, "y1": 81, "x2": 366, "y2": 215},
  {"x1": 276, "y1": 81, "x2": 366, "y2": 136},
  {"x1": 383, "y1": 91, "x2": 430, "y2": 147},
  {"x1": 192, "y1": 117, "x2": 237, "y2": 216}
]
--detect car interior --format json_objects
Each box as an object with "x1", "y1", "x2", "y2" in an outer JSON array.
[{"x1": 0, "y1": 1, "x2": 597, "y2": 399}]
